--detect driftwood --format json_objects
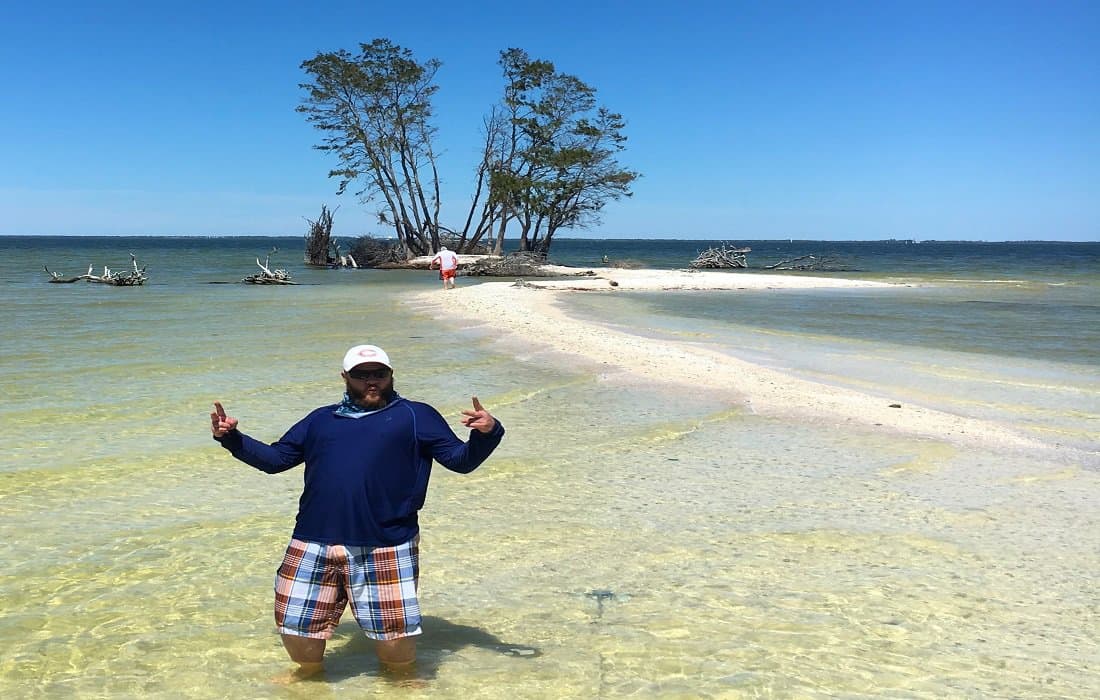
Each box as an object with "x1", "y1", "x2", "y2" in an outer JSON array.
[
  {"x1": 242, "y1": 249, "x2": 297, "y2": 285},
  {"x1": 603, "y1": 257, "x2": 645, "y2": 269},
  {"x1": 464, "y1": 252, "x2": 596, "y2": 278},
  {"x1": 464, "y1": 253, "x2": 547, "y2": 277},
  {"x1": 44, "y1": 254, "x2": 148, "y2": 285},
  {"x1": 764, "y1": 254, "x2": 845, "y2": 271},
  {"x1": 690, "y1": 244, "x2": 751, "y2": 269},
  {"x1": 512, "y1": 278, "x2": 618, "y2": 291},
  {"x1": 351, "y1": 236, "x2": 405, "y2": 268}
]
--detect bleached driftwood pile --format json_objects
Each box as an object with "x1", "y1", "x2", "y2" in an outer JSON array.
[
  {"x1": 242, "y1": 251, "x2": 297, "y2": 285},
  {"x1": 764, "y1": 254, "x2": 843, "y2": 271},
  {"x1": 44, "y1": 254, "x2": 148, "y2": 286},
  {"x1": 689, "y1": 244, "x2": 751, "y2": 269}
]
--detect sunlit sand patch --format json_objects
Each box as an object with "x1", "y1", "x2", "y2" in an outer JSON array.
[
  {"x1": 1004, "y1": 467, "x2": 1080, "y2": 484},
  {"x1": 878, "y1": 442, "x2": 958, "y2": 476},
  {"x1": 928, "y1": 506, "x2": 1001, "y2": 528},
  {"x1": 437, "y1": 375, "x2": 594, "y2": 418},
  {"x1": 1016, "y1": 422, "x2": 1100, "y2": 443},
  {"x1": 632, "y1": 406, "x2": 746, "y2": 445}
]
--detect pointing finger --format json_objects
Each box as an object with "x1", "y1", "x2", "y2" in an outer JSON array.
[
  {"x1": 471, "y1": 396, "x2": 484, "y2": 413},
  {"x1": 214, "y1": 402, "x2": 226, "y2": 419}
]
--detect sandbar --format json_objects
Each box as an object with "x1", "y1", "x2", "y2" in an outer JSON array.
[
  {"x1": 412, "y1": 268, "x2": 1085, "y2": 462},
  {"x1": 512, "y1": 266, "x2": 894, "y2": 291}
]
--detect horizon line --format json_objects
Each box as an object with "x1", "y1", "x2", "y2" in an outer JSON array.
[{"x1": 0, "y1": 233, "x2": 1096, "y2": 244}]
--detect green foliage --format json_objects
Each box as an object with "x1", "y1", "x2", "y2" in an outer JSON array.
[
  {"x1": 298, "y1": 40, "x2": 638, "y2": 259},
  {"x1": 486, "y1": 49, "x2": 639, "y2": 253},
  {"x1": 298, "y1": 39, "x2": 442, "y2": 257}
]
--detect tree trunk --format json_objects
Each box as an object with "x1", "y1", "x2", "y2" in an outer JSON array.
[{"x1": 492, "y1": 207, "x2": 509, "y2": 255}]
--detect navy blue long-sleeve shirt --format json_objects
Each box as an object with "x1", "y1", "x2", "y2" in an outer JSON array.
[{"x1": 215, "y1": 397, "x2": 504, "y2": 546}]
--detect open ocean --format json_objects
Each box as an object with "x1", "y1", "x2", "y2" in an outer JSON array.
[{"x1": 1, "y1": 235, "x2": 1098, "y2": 698}]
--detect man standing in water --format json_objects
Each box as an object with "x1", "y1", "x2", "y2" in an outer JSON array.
[
  {"x1": 210, "y1": 344, "x2": 504, "y2": 680},
  {"x1": 430, "y1": 246, "x2": 459, "y2": 290}
]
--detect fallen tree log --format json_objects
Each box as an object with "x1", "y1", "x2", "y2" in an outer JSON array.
[
  {"x1": 43, "y1": 267, "x2": 85, "y2": 283},
  {"x1": 44, "y1": 254, "x2": 148, "y2": 285}
]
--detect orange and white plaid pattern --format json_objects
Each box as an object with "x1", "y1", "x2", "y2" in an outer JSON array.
[{"x1": 274, "y1": 536, "x2": 421, "y2": 640}]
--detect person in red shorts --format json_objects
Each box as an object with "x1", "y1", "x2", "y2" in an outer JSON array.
[{"x1": 430, "y1": 246, "x2": 459, "y2": 290}]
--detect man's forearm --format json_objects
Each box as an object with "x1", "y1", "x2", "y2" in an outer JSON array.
[{"x1": 215, "y1": 430, "x2": 302, "y2": 474}]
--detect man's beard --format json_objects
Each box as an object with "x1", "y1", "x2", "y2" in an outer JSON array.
[{"x1": 346, "y1": 378, "x2": 395, "y2": 409}]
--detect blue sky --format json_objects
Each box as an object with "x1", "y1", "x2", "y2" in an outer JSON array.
[{"x1": 2, "y1": 0, "x2": 1097, "y2": 240}]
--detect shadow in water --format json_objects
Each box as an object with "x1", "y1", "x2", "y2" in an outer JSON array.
[{"x1": 315, "y1": 615, "x2": 542, "y2": 685}]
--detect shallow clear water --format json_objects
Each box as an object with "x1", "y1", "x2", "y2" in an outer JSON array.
[
  {"x1": 563, "y1": 285, "x2": 1100, "y2": 455},
  {"x1": 1, "y1": 237, "x2": 1097, "y2": 698}
]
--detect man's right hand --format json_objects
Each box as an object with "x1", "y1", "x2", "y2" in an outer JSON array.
[{"x1": 210, "y1": 401, "x2": 238, "y2": 437}]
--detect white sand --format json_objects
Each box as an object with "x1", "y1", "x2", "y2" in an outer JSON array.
[
  {"x1": 409, "y1": 258, "x2": 897, "y2": 290},
  {"x1": 412, "y1": 269, "x2": 1082, "y2": 459}
]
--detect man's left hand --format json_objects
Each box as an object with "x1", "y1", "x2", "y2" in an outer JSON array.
[{"x1": 460, "y1": 396, "x2": 497, "y2": 434}]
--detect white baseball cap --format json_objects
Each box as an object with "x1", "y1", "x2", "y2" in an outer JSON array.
[{"x1": 342, "y1": 344, "x2": 392, "y2": 371}]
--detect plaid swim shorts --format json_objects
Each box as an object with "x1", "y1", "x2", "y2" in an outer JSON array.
[{"x1": 274, "y1": 537, "x2": 422, "y2": 641}]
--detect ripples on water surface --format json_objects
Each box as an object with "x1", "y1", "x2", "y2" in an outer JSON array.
[{"x1": 0, "y1": 237, "x2": 1097, "y2": 697}]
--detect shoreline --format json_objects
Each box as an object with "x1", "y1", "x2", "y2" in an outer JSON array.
[
  {"x1": 505, "y1": 265, "x2": 896, "y2": 290},
  {"x1": 413, "y1": 270, "x2": 1089, "y2": 463}
]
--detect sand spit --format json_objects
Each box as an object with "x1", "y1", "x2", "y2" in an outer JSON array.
[
  {"x1": 413, "y1": 271, "x2": 1089, "y2": 463},
  {"x1": 530, "y1": 266, "x2": 897, "y2": 291}
]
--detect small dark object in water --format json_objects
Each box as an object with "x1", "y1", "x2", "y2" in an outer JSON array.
[
  {"x1": 889, "y1": 403, "x2": 902, "y2": 408},
  {"x1": 587, "y1": 589, "x2": 615, "y2": 619}
]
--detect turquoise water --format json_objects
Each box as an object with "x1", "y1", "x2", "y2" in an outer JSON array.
[{"x1": 1, "y1": 236, "x2": 1098, "y2": 698}]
